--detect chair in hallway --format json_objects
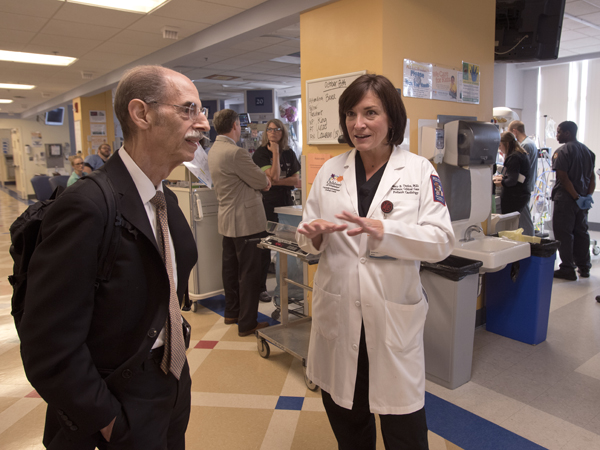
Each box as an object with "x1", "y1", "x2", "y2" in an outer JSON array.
[
  {"x1": 48, "y1": 175, "x2": 69, "y2": 192},
  {"x1": 30, "y1": 175, "x2": 53, "y2": 202}
]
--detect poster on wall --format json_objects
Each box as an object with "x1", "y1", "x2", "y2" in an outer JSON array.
[
  {"x1": 89, "y1": 110, "x2": 106, "y2": 123},
  {"x1": 91, "y1": 136, "x2": 107, "y2": 151},
  {"x1": 403, "y1": 60, "x2": 432, "y2": 99},
  {"x1": 31, "y1": 131, "x2": 43, "y2": 147},
  {"x1": 432, "y1": 67, "x2": 459, "y2": 102},
  {"x1": 461, "y1": 62, "x2": 480, "y2": 104},
  {"x1": 90, "y1": 123, "x2": 107, "y2": 136}
]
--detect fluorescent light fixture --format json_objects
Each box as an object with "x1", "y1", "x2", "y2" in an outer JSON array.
[
  {"x1": 0, "y1": 50, "x2": 76, "y2": 66},
  {"x1": 0, "y1": 83, "x2": 35, "y2": 90},
  {"x1": 58, "y1": 0, "x2": 170, "y2": 14},
  {"x1": 0, "y1": 99, "x2": 14, "y2": 103}
]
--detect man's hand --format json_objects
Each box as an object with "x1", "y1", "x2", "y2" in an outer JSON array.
[
  {"x1": 335, "y1": 211, "x2": 384, "y2": 241},
  {"x1": 262, "y1": 177, "x2": 271, "y2": 191},
  {"x1": 100, "y1": 416, "x2": 116, "y2": 442},
  {"x1": 493, "y1": 175, "x2": 503, "y2": 187}
]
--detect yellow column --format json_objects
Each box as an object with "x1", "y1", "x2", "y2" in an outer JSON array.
[
  {"x1": 300, "y1": 0, "x2": 496, "y2": 312},
  {"x1": 72, "y1": 90, "x2": 115, "y2": 158}
]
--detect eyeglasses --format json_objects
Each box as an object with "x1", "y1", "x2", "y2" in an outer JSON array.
[
  {"x1": 266, "y1": 127, "x2": 282, "y2": 133},
  {"x1": 148, "y1": 101, "x2": 208, "y2": 121}
]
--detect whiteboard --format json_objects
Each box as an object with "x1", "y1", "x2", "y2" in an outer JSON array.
[{"x1": 306, "y1": 70, "x2": 366, "y2": 145}]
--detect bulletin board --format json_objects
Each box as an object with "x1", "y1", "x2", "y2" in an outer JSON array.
[{"x1": 306, "y1": 70, "x2": 366, "y2": 145}]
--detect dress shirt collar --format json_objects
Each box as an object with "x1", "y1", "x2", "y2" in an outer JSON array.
[{"x1": 119, "y1": 146, "x2": 164, "y2": 203}]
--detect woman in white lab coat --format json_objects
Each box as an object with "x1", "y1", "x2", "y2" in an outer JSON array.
[{"x1": 296, "y1": 74, "x2": 454, "y2": 450}]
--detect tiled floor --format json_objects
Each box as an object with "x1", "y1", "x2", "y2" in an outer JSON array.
[{"x1": 1, "y1": 184, "x2": 600, "y2": 449}]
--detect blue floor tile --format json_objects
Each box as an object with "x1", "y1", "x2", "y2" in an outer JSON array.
[{"x1": 276, "y1": 396, "x2": 304, "y2": 411}]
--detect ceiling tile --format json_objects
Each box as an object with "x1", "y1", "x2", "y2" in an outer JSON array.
[
  {"x1": 109, "y1": 29, "x2": 174, "y2": 48},
  {"x1": 0, "y1": 0, "x2": 62, "y2": 17},
  {"x1": 127, "y1": 15, "x2": 210, "y2": 38},
  {"x1": 29, "y1": 33, "x2": 103, "y2": 55},
  {"x1": 574, "y1": 43, "x2": 600, "y2": 53},
  {"x1": 579, "y1": 11, "x2": 600, "y2": 24},
  {"x1": 0, "y1": 11, "x2": 49, "y2": 33},
  {"x1": 561, "y1": 29, "x2": 588, "y2": 41},
  {"x1": 211, "y1": 0, "x2": 267, "y2": 8},
  {"x1": 0, "y1": 28, "x2": 36, "y2": 46},
  {"x1": 40, "y1": 19, "x2": 122, "y2": 41},
  {"x1": 93, "y1": 41, "x2": 159, "y2": 57},
  {"x1": 560, "y1": 36, "x2": 600, "y2": 49},
  {"x1": 565, "y1": 1, "x2": 600, "y2": 15},
  {"x1": 21, "y1": 43, "x2": 88, "y2": 59},
  {"x1": 562, "y1": 17, "x2": 589, "y2": 29}
]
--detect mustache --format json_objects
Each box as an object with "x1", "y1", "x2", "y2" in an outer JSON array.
[{"x1": 184, "y1": 131, "x2": 204, "y2": 140}]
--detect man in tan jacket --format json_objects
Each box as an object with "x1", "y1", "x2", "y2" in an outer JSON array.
[{"x1": 208, "y1": 109, "x2": 271, "y2": 336}]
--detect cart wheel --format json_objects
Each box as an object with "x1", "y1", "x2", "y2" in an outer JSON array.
[
  {"x1": 191, "y1": 302, "x2": 198, "y2": 313},
  {"x1": 593, "y1": 245, "x2": 600, "y2": 256},
  {"x1": 257, "y1": 338, "x2": 270, "y2": 359},
  {"x1": 304, "y1": 368, "x2": 318, "y2": 391},
  {"x1": 271, "y1": 309, "x2": 280, "y2": 320}
]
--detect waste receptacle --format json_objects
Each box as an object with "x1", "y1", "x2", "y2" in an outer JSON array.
[
  {"x1": 485, "y1": 239, "x2": 560, "y2": 345},
  {"x1": 422, "y1": 255, "x2": 483, "y2": 389}
]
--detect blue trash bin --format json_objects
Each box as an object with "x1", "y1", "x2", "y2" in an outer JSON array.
[{"x1": 485, "y1": 239, "x2": 560, "y2": 345}]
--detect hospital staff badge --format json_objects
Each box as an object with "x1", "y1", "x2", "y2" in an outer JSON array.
[
  {"x1": 324, "y1": 173, "x2": 343, "y2": 193},
  {"x1": 430, "y1": 175, "x2": 446, "y2": 205}
]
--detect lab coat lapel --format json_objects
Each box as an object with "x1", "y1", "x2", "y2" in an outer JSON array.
[
  {"x1": 367, "y1": 146, "x2": 406, "y2": 219},
  {"x1": 342, "y1": 149, "x2": 360, "y2": 216}
]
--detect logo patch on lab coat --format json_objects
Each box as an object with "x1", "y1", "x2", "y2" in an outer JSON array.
[
  {"x1": 430, "y1": 175, "x2": 445, "y2": 205},
  {"x1": 324, "y1": 174, "x2": 343, "y2": 193}
]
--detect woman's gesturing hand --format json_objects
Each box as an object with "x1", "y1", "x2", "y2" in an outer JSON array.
[
  {"x1": 298, "y1": 219, "x2": 348, "y2": 239},
  {"x1": 298, "y1": 219, "x2": 347, "y2": 250},
  {"x1": 335, "y1": 211, "x2": 384, "y2": 241}
]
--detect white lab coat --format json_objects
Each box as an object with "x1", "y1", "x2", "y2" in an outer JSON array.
[{"x1": 297, "y1": 146, "x2": 455, "y2": 415}]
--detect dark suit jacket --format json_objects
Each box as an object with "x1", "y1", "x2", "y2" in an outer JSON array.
[{"x1": 19, "y1": 150, "x2": 197, "y2": 448}]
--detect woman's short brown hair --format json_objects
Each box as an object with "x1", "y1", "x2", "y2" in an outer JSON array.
[{"x1": 338, "y1": 74, "x2": 407, "y2": 148}]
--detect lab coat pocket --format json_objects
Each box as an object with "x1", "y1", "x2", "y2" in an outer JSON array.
[
  {"x1": 384, "y1": 296, "x2": 428, "y2": 352},
  {"x1": 312, "y1": 282, "x2": 340, "y2": 340}
]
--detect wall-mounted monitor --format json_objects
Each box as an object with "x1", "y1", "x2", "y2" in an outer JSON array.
[
  {"x1": 45, "y1": 107, "x2": 65, "y2": 126},
  {"x1": 495, "y1": 0, "x2": 566, "y2": 62},
  {"x1": 239, "y1": 113, "x2": 251, "y2": 127},
  {"x1": 245, "y1": 89, "x2": 275, "y2": 122}
]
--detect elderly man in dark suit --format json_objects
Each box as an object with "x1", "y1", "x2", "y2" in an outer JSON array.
[
  {"x1": 19, "y1": 65, "x2": 209, "y2": 449},
  {"x1": 207, "y1": 109, "x2": 271, "y2": 337}
]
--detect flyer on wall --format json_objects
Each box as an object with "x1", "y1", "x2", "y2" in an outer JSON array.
[
  {"x1": 403, "y1": 59, "x2": 432, "y2": 99},
  {"x1": 432, "y1": 66, "x2": 459, "y2": 102},
  {"x1": 461, "y1": 62, "x2": 480, "y2": 104}
]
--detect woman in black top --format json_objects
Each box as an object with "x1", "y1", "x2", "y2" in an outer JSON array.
[
  {"x1": 252, "y1": 118, "x2": 301, "y2": 301},
  {"x1": 493, "y1": 131, "x2": 530, "y2": 215},
  {"x1": 252, "y1": 118, "x2": 301, "y2": 222}
]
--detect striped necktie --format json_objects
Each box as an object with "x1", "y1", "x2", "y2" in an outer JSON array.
[{"x1": 150, "y1": 191, "x2": 186, "y2": 379}]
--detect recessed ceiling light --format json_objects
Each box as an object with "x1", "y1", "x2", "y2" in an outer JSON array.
[
  {"x1": 0, "y1": 50, "x2": 76, "y2": 66},
  {"x1": 58, "y1": 0, "x2": 170, "y2": 14},
  {"x1": 0, "y1": 99, "x2": 14, "y2": 104},
  {"x1": 0, "y1": 83, "x2": 36, "y2": 90}
]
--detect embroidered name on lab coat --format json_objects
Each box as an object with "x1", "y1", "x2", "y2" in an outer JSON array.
[
  {"x1": 323, "y1": 174, "x2": 343, "y2": 193},
  {"x1": 391, "y1": 184, "x2": 420, "y2": 195}
]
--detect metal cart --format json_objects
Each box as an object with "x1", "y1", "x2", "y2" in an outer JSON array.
[{"x1": 255, "y1": 225, "x2": 319, "y2": 391}]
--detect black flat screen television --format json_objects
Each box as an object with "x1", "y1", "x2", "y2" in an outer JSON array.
[
  {"x1": 45, "y1": 107, "x2": 65, "y2": 126},
  {"x1": 495, "y1": 0, "x2": 566, "y2": 63}
]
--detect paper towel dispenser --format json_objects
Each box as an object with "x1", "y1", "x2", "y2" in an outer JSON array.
[{"x1": 443, "y1": 120, "x2": 500, "y2": 167}]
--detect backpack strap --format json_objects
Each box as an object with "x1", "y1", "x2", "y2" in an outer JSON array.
[{"x1": 85, "y1": 171, "x2": 122, "y2": 284}]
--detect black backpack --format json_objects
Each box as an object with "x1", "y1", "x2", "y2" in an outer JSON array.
[{"x1": 7, "y1": 171, "x2": 123, "y2": 334}]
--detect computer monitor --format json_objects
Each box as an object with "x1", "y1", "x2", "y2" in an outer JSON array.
[
  {"x1": 239, "y1": 113, "x2": 251, "y2": 127},
  {"x1": 45, "y1": 107, "x2": 65, "y2": 126}
]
